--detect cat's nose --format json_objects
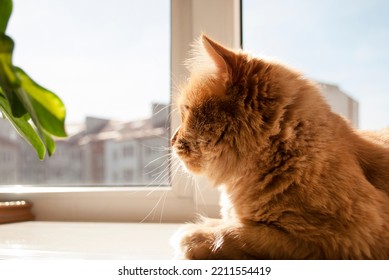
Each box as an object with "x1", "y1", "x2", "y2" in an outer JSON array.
[{"x1": 171, "y1": 126, "x2": 180, "y2": 146}]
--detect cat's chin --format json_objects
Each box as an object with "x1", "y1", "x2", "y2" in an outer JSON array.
[{"x1": 180, "y1": 160, "x2": 203, "y2": 175}]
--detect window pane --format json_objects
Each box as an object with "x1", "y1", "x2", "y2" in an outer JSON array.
[
  {"x1": 243, "y1": 0, "x2": 389, "y2": 130},
  {"x1": 1, "y1": 0, "x2": 170, "y2": 185}
]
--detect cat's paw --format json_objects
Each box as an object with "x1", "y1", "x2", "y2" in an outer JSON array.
[{"x1": 171, "y1": 224, "x2": 216, "y2": 259}]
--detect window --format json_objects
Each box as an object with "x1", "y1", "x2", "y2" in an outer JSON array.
[
  {"x1": 1, "y1": 0, "x2": 241, "y2": 222},
  {"x1": 122, "y1": 169, "x2": 134, "y2": 182},
  {"x1": 2, "y1": 0, "x2": 170, "y2": 186},
  {"x1": 243, "y1": 0, "x2": 389, "y2": 130},
  {"x1": 123, "y1": 146, "x2": 134, "y2": 158}
]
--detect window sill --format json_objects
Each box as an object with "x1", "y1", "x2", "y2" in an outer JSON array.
[
  {"x1": 0, "y1": 184, "x2": 221, "y2": 223},
  {"x1": 0, "y1": 185, "x2": 172, "y2": 194},
  {"x1": 0, "y1": 186, "x2": 204, "y2": 223},
  {"x1": 0, "y1": 221, "x2": 181, "y2": 259}
]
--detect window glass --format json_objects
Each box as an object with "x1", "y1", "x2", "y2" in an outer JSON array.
[
  {"x1": 243, "y1": 0, "x2": 389, "y2": 130},
  {"x1": 1, "y1": 0, "x2": 170, "y2": 185}
]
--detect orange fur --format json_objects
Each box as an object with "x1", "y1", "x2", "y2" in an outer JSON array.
[{"x1": 171, "y1": 35, "x2": 389, "y2": 259}]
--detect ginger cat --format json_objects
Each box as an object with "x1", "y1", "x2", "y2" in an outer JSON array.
[{"x1": 171, "y1": 34, "x2": 389, "y2": 259}]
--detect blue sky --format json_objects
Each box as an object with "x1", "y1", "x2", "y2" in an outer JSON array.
[
  {"x1": 244, "y1": 0, "x2": 389, "y2": 130},
  {"x1": 6, "y1": 0, "x2": 389, "y2": 130}
]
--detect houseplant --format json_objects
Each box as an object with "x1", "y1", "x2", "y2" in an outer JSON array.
[{"x1": 0, "y1": 0, "x2": 67, "y2": 159}]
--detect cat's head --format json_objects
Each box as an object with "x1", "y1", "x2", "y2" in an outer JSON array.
[{"x1": 171, "y1": 35, "x2": 301, "y2": 183}]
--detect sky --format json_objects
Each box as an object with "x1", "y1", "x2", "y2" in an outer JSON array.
[
  {"x1": 6, "y1": 0, "x2": 389, "y2": 130},
  {"x1": 243, "y1": 0, "x2": 389, "y2": 130}
]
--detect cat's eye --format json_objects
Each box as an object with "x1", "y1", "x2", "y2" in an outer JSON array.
[
  {"x1": 181, "y1": 105, "x2": 190, "y2": 112},
  {"x1": 180, "y1": 105, "x2": 190, "y2": 121}
]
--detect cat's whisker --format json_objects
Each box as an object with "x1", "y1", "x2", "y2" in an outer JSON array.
[
  {"x1": 171, "y1": 73, "x2": 184, "y2": 95},
  {"x1": 153, "y1": 104, "x2": 173, "y2": 116},
  {"x1": 170, "y1": 161, "x2": 182, "y2": 182},
  {"x1": 144, "y1": 174, "x2": 169, "y2": 195},
  {"x1": 159, "y1": 191, "x2": 169, "y2": 224},
  {"x1": 193, "y1": 177, "x2": 209, "y2": 215},
  {"x1": 143, "y1": 153, "x2": 171, "y2": 169},
  {"x1": 150, "y1": 158, "x2": 173, "y2": 179},
  {"x1": 143, "y1": 158, "x2": 176, "y2": 194},
  {"x1": 180, "y1": 169, "x2": 194, "y2": 201},
  {"x1": 144, "y1": 162, "x2": 169, "y2": 176},
  {"x1": 149, "y1": 169, "x2": 170, "y2": 187},
  {"x1": 140, "y1": 189, "x2": 166, "y2": 223},
  {"x1": 168, "y1": 106, "x2": 179, "y2": 119}
]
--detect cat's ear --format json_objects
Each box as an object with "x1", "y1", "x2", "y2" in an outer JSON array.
[{"x1": 201, "y1": 34, "x2": 235, "y2": 78}]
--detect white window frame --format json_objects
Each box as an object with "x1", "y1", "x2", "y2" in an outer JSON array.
[{"x1": 0, "y1": 0, "x2": 241, "y2": 223}]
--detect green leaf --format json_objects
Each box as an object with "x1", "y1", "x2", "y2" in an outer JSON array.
[
  {"x1": 0, "y1": 34, "x2": 27, "y2": 117},
  {"x1": 39, "y1": 128, "x2": 56, "y2": 156},
  {"x1": 0, "y1": 0, "x2": 12, "y2": 33},
  {"x1": 15, "y1": 67, "x2": 67, "y2": 137},
  {"x1": 0, "y1": 94, "x2": 45, "y2": 160},
  {"x1": 0, "y1": 0, "x2": 67, "y2": 160}
]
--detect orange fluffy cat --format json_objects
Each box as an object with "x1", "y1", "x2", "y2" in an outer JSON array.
[{"x1": 171, "y1": 34, "x2": 389, "y2": 259}]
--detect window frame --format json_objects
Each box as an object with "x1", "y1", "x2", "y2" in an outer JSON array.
[{"x1": 0, "y1": 0, "x2": 242, "y2": 223}]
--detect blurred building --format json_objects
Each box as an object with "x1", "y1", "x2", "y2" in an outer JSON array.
[
  {"x1": 0, "y1": 137, "x2": 18, "y2": 184},
  {"x1": 319, "y1": 82, "x2": 359, "y2": 128},
  {"x1": 0, "y1": 103, "x2": 169, "y2": 186}
]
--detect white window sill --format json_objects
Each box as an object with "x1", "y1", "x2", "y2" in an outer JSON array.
[
  {"x1": 0, "y1": 186, "x2": 220, "y2": 222},
  {"x1": 0, "y1": 221, "x2": 181, "y2": 259},
  {"x1": 0, "y1": 186, "x2": 203, "y2": 222},
  {"x1": 0, "y1": 185, "x2": 171, "y2": 194}
]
